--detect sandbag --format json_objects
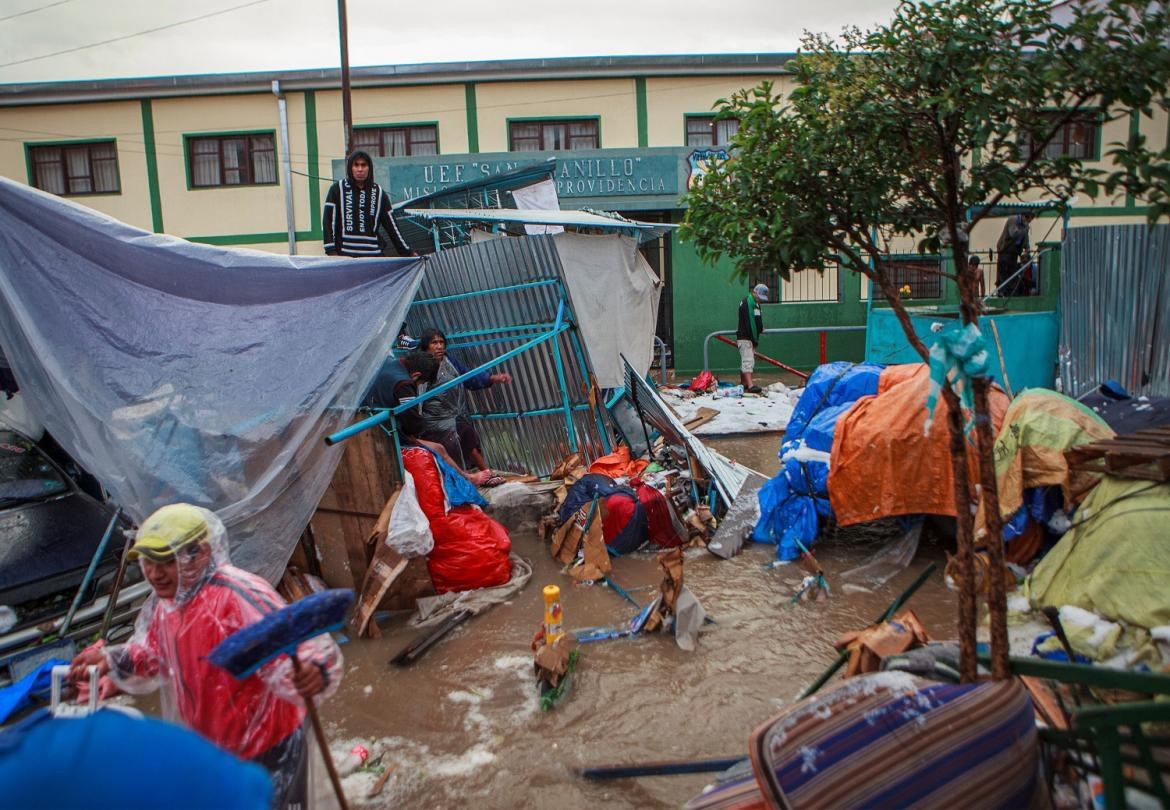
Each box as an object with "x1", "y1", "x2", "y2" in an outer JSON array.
[{"x1": 427, "y1": 505, "x2": 513, "y2": 594}]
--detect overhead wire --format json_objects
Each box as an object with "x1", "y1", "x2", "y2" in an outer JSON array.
[
  {"x1": 0, "y1": 0, "x2": 272, "y2": 68},
  {"x1": 0, "y1": 0, "x2": 75, "y2": 24}
]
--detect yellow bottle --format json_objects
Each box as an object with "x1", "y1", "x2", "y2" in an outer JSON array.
[{"x1": 542, "y1": 584, "x2": 564, "y2": 645}]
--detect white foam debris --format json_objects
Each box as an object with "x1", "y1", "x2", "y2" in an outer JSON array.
[
  {"x1": 780, "y1": 439, "x2": 831, "y2": 466},
  {"x1": 362, "y1": 685, "x2": 373, "y2": 696},
  {"x1": 430, "y1": 744, "x2": 497, "y2": 777}
]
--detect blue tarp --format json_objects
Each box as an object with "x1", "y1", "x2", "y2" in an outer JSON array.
[
  {"x1": 753, "y1": 362, "x2": 885, "y2": 560},
  {"x1": 0, "y1": 708, "x2": 271, "y2": 809},
  {"x1": 0, "y1": 177, "x2": 424, "y2": 582}
]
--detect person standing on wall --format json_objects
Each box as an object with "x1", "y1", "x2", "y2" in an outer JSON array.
[
  {"x1": 995, "y1": 211, "x2": 1035, "y2": 296},
  {"x1": 322, "y1": 150, "x2": 415, "y2": 257},
  {"x1": 736, "y1": 283, "x2": 768, "y2": 394}
]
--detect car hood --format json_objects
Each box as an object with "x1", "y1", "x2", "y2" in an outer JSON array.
[{"x1": 0, "y1": 493, "x2": 123, "y2": 606}]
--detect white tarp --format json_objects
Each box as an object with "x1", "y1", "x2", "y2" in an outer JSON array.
[
  {"x1": 0, "y1": 177, "x2": 423, "y2": 582},
  {"x1": 510, "y1": 179, "x2": 564, "y2": 235},
  {"x1": 554, "y1": 232, "x2": 661, "y2": 388}
]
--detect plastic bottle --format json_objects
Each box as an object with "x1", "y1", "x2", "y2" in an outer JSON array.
[
  {"x1": 337, "y1": 743, "x2": 370, "y2": 777},
  {"x1": 542, "y1": 585, "x2": 564, "y2": 645}
]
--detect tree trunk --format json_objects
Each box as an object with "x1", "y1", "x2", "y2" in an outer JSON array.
[{"x1": 870, "y1": 269, "x2": 979, "y2": 681}]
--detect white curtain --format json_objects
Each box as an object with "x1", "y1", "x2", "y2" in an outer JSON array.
[
  {"x1": 251, "y1": 135, "x2": 276, "y2": 184},
  {"x1": 192, "y1": 140, "x2": 221, "y2": 186},
  {"x1": 64, "y1": 147, "x2": 91, "y2": 193},
  {"x1": 33, "y1": 148, "x2": 65, "y2": 195},
  {"x1": 91, "y1": 143, "x2": 118, "y2": 192}
]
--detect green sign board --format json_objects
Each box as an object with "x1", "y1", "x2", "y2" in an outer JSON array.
[{"x1": 333, "y1": 147, "x2": 702, "y2": 210}]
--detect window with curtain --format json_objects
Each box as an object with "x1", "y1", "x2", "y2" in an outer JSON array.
[
  {"x1": 29, "y1": 141, "x2": 120, "y2": 196},
  {"x1": 353, "y1": 124, "x2": 438, "y2": 157},
  {"x1": 1024, "y1": 112, "x2": 1099, "y2": 160},
  {"x1": 508, "y1": 119, "x2": 599, "y2": 151},
  {"x1": 187, "y1": 133, "x2": 277, "y2": 187},
  {"x1": 686, "y1": 116, "x2": 740, "y2": 147}
]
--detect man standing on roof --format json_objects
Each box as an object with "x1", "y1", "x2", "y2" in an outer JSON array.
[
  {"x1": 322, "y1": 150, "x2": 415, "y2": 257},
  {"x1": 736, "y1": 283, "x2": 768, "y2": 394},
  {"x1": 68, "y1": 504, "x2": 342, "y2": 810}
]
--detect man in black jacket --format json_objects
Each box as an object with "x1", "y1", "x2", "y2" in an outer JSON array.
[{"x1": 322, "y1": 150, "x2": 414, "y2": 257}]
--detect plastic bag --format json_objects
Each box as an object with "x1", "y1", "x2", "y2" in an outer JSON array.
[
  {"x1": 427, "y1": 506, "x2": 513, "y2": 594},
  {"x1": 385, "y1": 470, "x2": 434, "y2": 557},
  {"x1": 688, "y1": 369, "x2": 716, "y2": 393},
  {"x1": 637, "y1": 483, "x2": 683, "y2": 548},
  {"x1": 403, "y1": 447, "x2": 448, "y2": 521}
]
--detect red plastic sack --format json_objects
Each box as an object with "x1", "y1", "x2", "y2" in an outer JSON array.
[
  {"x1": 688, "y1": 369, "x2": 716, "y2": 393},
  {"x1": 427, "y1": 506, "x2": 512, "y2": 594},
  {"x1": 636, "y1": 484, "x2": 683, "y2": 548},
  {"x1": 403, "y1": 447, "x2": 446, "y2": 521}
]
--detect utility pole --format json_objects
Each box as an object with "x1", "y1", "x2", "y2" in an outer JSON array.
[{"x1": 337, "y1": 0, "x2": 354, "y2": 155}]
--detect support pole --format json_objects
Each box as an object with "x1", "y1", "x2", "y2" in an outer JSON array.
[{"x1": 337, "y1": 0, "x2": 353, "y2": 155}]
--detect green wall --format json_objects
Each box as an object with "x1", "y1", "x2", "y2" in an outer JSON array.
[{"x1": 669, "y1": 223, "x2": 868, "y2": 377}]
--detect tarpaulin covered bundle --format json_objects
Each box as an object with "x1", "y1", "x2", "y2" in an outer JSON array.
[
  {"x1": 558, "y1": 472, "x2": 648, "y2": 554},
  {"x1": 0, "y1": 708, "x2": 272, "y2": 810},
  {"x1": 0, "y1": 177, "x2": 422, "y2": 582},
  {"x1": 753, "y1": 362, "x2": 884, "y2": 560},
  {"x1": 976, "y1": 389, "x2": 1113, "y2": 564},
  {"x1": 1025, "y1": 478, "x2": 1170, "y2": 630},
  {"x1": 402, "y1": 448, "x2": 512, "y2": 594},
  {"x1": 829, "y1": 364, "x2": 1009, "y2": 526}
]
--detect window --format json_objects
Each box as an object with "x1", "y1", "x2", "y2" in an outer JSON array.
[
  {"x1": 1026, "y1": 112, "x2": 1099, "y2": 160},
  {"x1": 686, "y1": 115, "x2": 739, "y2": 147},
  {"x1": 28, "y1": 141, "x2": 120, "y2": 196},
  {"x1": 753, "y1": 264, "x2": 840, "y2": 304},
  {"x1": 509, "y1": 119, "x2": 598, "y2": 151},
  {"x1": 353, "y1": 124, "x2": 438, "y2": 157},
  {"x1": 186, "y1": 133, "x2": 277, "y2": 188},
  {"x1": 885, "y1": 257, "x2": 943, "y2": 299}
]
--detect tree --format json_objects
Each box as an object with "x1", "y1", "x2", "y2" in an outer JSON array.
[{"x1": 682, "y1": 0, "x2": 1170, "y2": 680}]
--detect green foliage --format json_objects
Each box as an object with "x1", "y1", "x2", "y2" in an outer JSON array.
[{"x1": 682, "y1": 0, "x2": 1170, "y2": 286}]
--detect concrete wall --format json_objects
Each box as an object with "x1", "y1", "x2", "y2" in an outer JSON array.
[
  {"x1": 0, "y1": 100, "x2": 153, "y2": 230},
  {"x1": 474, "y1": 79, "x2": 638, "y2": 152},
  {"x1": 643, "y1": 74, "x2": 790, "y2": 146}
]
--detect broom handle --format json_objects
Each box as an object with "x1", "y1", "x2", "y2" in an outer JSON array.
[{"x1": 292, "y1": 654, "x2": 349, "y2": 810}]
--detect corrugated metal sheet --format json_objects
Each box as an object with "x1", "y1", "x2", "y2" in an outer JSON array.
[
  {"x1": 403, "y1": 236, "x2": 606, "y2": 476},
  {"x1": 1060, "y1": 224, "x2": 1170, "y2": 397},
  {"x1": 621, "y1": 355, "x2": 754, "y2": 507}
]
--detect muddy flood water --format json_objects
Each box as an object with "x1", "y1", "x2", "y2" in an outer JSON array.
[{"x1": 312, "y1": 433, "x2": 961, "y2": 809}]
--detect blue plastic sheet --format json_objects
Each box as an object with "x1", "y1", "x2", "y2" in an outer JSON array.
[
  {"x1": 0, "y1": 177, "x2": 423, "y2": 581},
  {"x1": 0, "y1": 708, "x2": 271, "y2": 809},
  {"x1": 0, "y1": 659, "x2": 66, "y2": 723},
  {"x1": 753, "y1": 362, "x2": 884, "y2": 560}
]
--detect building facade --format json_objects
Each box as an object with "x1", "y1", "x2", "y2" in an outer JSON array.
[{"x1": 2, "y1": 56, "x2": 1165, "y2": 373}]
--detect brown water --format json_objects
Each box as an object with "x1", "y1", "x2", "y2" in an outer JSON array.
[{"x1": 317, "y1": 434, "x2": 960, "y2": 809}]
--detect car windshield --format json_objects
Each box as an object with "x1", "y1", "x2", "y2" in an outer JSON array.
[{"x1": 0, "y1": 430, "x2": 69, "y2": 503}]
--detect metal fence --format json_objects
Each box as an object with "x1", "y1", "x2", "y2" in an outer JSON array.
[
  {"x1": 402, "y1": 236, "x2": 610, "y2": 475},
  {"x1": 1060, "y1": 224, "x2": 1170, "y2": 398}
]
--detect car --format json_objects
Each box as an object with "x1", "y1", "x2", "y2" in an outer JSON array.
[{"x1": 0, "y1": 428, "x2": 140, "y2": 657}]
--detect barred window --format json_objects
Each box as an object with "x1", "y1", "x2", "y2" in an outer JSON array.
[
  {"x1": 885, "y1": 257, "x2": 943, "y2": 299},
  {"x1": 187, "y1": 133, "x2": 277, "y2": 187},
  {"x1": 353, "y1": 124, "x2": 438, "y2": 157},
  {"x1": 509, "y1": 119, "x2": 599, "y2": 151},
  {"x1": 29, "y1": 141, "x2": 120, "y2": 196},
  {"x1": 686, "y1": 116, "x2": 740, "y2": 147}
]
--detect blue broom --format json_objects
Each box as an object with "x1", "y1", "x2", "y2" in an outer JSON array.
[{"x1": 208, "y1": 589, "x2": 355, "y2": 810}]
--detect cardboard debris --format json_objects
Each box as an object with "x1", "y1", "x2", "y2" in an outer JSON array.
[
  {"x1": 533, "y1": 633, "x2": 578, "y2": 688},
  {"x1": 835, "y1": 609, "x2": 930, "y2": 678}
]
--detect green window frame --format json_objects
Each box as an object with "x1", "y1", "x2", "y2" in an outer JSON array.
[
  {"x1": 353, "y1": 122, "x2": 439, "y2": 157},
  {"x1": 183, "y1": 130, "x2": 278, "y2": 189},
  {"x1": 507, "y1": 117, "x2": 600, "y2": 152},
  {"x1": 25, "y1": 139, "x2": 121, "y2": 196}
]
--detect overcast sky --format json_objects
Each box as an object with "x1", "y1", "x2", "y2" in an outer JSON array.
[{"x1": 0, "y1": 0, "x2": 902, "y2": 84}]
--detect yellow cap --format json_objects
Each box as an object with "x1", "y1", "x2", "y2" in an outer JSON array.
[{"x1": 129, "y1": 503, "x2": 210, "y2": 562}]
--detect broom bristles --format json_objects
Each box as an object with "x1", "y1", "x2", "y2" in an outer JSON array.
[{"x1": 208, "y1": 589, "x2": 354, "y2": 679}]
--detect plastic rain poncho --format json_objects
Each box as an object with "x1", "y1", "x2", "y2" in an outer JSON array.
[{"x1": 102, "y1": 507, "x2": 341, "y2": 804}]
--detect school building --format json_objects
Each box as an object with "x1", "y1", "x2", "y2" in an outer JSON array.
[{"x1": 1, "y1": 55, "x2": 1164, "y2": 374}]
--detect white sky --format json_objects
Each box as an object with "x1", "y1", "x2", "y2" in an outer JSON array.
[{"x1": 0, "y1": 0, "x2": 901, "y2": 84}]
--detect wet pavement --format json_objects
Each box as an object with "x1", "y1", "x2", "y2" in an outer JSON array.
[{"x1": 315, "y1": 432, "x2": 960, "y2": 808}]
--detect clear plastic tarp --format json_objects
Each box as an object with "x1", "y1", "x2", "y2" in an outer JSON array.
[{"x1": 0, "y1": 177, "x2": 423, "y2": 582}]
